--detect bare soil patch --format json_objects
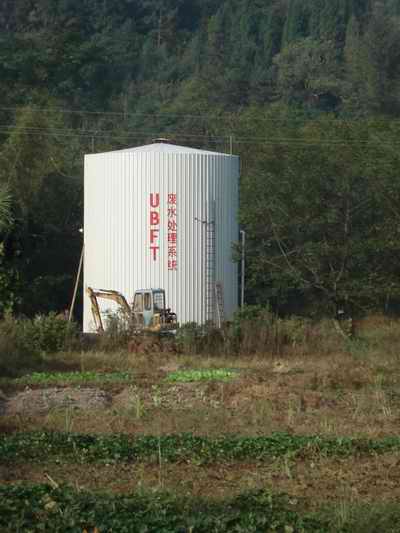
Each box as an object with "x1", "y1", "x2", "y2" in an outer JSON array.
[
  {"x1": 2, "y1": 454, "x2": 400, "y2": 510},
  {"x1": 3, "y1": 387, "x2": 111, "y2": 416},
  {"x1": 1, "y1": 354, "x2": 400, "y2": 437},
  {"x1": 3, "y1": 383, "x2": 400, "y2": 438}
]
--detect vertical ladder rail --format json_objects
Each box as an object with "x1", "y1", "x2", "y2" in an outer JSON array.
[
  {"x1": 196, "y1": 201, "x2": 216, "y2": 325},
  {"x1": 205, "y1": 220, "x2": 215, "y2": 324},
  {"x1": 205, "y1": 200, "x2": 216, "y2": 325}
]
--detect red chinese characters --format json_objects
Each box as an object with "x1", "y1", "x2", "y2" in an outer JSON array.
[
  {"x1": 149, "y1": 193, "x2": 160, "y2": 261},
  {"x1": 167, "y1": 193, "x2": 177, "y2": 271},
  {"x1": 148, "y1": 192, "x2": 177, "y2": 269}
]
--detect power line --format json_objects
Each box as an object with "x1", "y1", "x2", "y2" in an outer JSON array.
[
  {"x1": 0, "y1": 125, "x2": 399, "y2": 147},
  {"x1": 0, "y1": 124, "x2": 220, "y2": 139},
  {"x1": 1, "y1": 105, "x2": 400, "y2": 124}
]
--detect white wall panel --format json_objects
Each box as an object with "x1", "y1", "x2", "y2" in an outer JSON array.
[{"x1": 83, "y1": 144, "x2": 239, "y2": 332}]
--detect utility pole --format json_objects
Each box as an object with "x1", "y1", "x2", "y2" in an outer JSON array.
[{"x1": 69, "y1": 243, "x2": 84, "y2": 322}]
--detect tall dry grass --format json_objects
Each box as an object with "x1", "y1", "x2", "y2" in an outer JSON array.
[{"x1": 3, "y1": 309, "x2": 400, "y2": 379}]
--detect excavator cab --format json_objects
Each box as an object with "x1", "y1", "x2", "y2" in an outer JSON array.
[{"x1": 133, "y1": 289, "x2": 176, "y2": 331}]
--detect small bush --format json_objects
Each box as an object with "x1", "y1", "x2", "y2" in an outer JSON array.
[
  {"x1": 223, "y1": 306, "x2": 313, "y2": 356},
  {"x1": 227, "y1": 305, "x2": 275, "y2": 355},
  {"x1": 0, "y1": 313, "x2": 79, "y2": 377},
  {"x1": 30, "y1": 312, "x2": 79, "y2": 354},
  {"x1": 175, "y1": 322, "x2": 224, "y2": 355},
  {"x1": 0, "y1": 314, "x2": 39, "y2": 376},
  {"x1": 95, "y1": 310, "x2": 132, "y2": 352}
]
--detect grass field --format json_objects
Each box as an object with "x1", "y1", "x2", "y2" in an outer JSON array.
[{"x1": 1, "y1": 316, "x2": 400, "y2": 531}]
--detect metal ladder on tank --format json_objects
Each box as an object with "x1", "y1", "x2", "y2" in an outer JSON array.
[{"x1": 205, "y1": 219, "x2": 216, "y2": 324}]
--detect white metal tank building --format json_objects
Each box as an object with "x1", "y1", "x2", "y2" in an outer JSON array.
[{"x1": 83, "y1": 141, "x2": 240, "y2": 332}]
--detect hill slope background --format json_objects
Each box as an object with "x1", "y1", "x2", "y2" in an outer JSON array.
[{"x1": 0, "y1": 0, "x2": 400, "y2": 318}]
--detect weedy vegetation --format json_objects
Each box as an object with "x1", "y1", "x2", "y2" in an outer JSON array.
[
  {"x1": 7, "y1": 371, "x2": 134, "y2": 386},
  {"x1": 2, "y1": 311, "x2": 400, "y2": 531},
  {"x1": 165, "y1": 368, "x2": 238, "y2": 383},
  {"x1": 2, "y1": 431, "x2": 400, "y2": 465},
  {"x1": 0, "y1": 484, "x2": 326, "y2": 533}
]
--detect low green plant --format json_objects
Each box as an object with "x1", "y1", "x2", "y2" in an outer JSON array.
[
  {"x1": 166, "y1": 368, "x2": 238, "y2": 383},
  {"x1": 10, "y1": 371, "x2": 133, "y2": 385},
  {"x1": 2, "y1": 432, "x2": 400, "y2": 465},
  {"x1": 1, "y1": 483, "x2": 400, "y2": 532},
  {"x1": 0, "y1": 484, "x2": 327, "y2": 532}
]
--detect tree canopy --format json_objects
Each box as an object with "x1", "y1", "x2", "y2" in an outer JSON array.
[{"x1": 1, "y1": 0, "x2": 400, "y2": 318}]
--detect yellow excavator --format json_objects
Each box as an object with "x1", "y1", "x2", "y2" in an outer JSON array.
[{"x1": 86, "y1": 287, "x2": 177, "y2": 334}]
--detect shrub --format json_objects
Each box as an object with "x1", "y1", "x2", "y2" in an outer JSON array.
[
  {"x1": 93, "y1": 310, "x2": 130, "y2": 352},
  {"x1": 217, "y1": 307, "x2": 346, "y2": 357},
  {"x1": 30, "y1": 312, "x2": 79, "y2": 354},
  {"x1": 0, "y1": 313, "x2": 79, "y2": 377},
  {"x1": 226, "y1": 305, "x2": 277, "y2": 355},
  {"x1": 175, "y1": 322, "x2": 225, "y2": 356},
  {"x1": 0, "y1": 313, "x2": 39, "y2": 376},
  {"x1": 174, "y1": 322, "x2": 202, "y2": 354}
]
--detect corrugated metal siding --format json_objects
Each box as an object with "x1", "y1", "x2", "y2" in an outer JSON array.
[{"x1": 83, "y1": 146, "x2": 239, "y2": 332}]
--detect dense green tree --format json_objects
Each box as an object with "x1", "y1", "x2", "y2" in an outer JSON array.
[
  {"x1": 344, "y1": 9, "x2": 400, "y2": 115},
  {"x1": 0, "y1": 183, "x2": 16, "y2": 316},
  {"x1": 282, "y1": 0, "x2": 310, "y2": 45},
  {"x1": 237, "y1": 111, "x2": 400, "y2": 314},
  {"x1": 0, "y1": 0, "x2": 399, "y2": 318},
  {"x1": 0, "y1": 185, "x2": 12, "y2": 231},
  {"x1": 274, "y1": 38, "x2": 342, "y2": 110},
  {"x1": 0, "y1": 104, "x2": 83, "y2": 316}
]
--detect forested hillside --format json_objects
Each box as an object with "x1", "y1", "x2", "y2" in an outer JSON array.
[{"x1": 1, "y1": 0, "x2": 400, "y2": 318}]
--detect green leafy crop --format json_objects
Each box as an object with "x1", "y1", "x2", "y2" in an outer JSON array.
[
  {"x1": 0, "y1": 484, "x2": 327, "y2": 532},
  {"x1": 11, "y1": 371, "x2": 133, "y2": 385},
  {"x1": 1, "y1": 432, "x2": 400, "y2": 465},
  {"x1": 165, "y1": 368, "x2": 238, "y2": 383}
]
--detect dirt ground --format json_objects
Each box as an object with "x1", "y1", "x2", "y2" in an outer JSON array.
[
  {"x1": 1, "y1": 454, "x2": 400, "y2": 511},
  {"x1": 2, "y1": 351, "x2": 400, "y2": 510},
  {"x1": 1, "y1": 354, "x2": 399, "y2": 438},
  {"x1": 1, "y1": 387, "x2": 111, "y2": 416}
]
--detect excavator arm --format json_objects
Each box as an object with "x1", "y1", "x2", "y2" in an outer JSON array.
[{"x1": 86, "y1": 287, "x2": 132, "y2": 333}]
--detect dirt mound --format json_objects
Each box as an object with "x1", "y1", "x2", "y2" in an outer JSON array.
[
  {"x1": 4, "y1": 387, "x2": 112, "y2": 416},
  {"x1": 112, "y1": 382, "x2": 221, "y2": 411}
]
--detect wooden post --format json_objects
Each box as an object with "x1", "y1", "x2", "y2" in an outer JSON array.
[{"x1": 69, "y1": 244, "x2": 84, "y2": 322}]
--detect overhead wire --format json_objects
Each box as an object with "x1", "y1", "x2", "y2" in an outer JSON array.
[
  {"x1": 0, "y1": 125, "x2": 398, "y2": 147},
  {"x1": 1, "y1": 105, "x2": 400, "y2": 124}
]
